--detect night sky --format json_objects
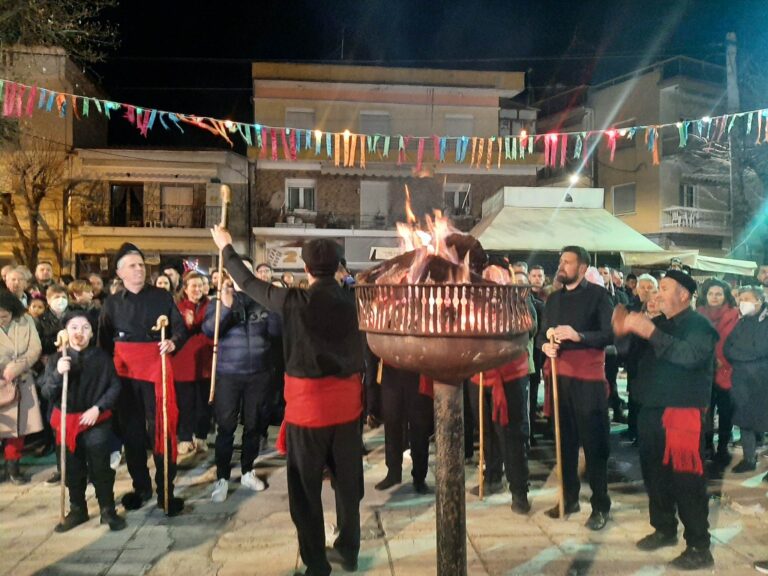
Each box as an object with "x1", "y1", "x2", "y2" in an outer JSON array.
[{"x1": 92, "y1": 0, "x2": 768, "y2": 150}]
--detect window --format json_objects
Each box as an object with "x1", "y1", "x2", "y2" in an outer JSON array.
[
  {"x1": 286, "y1": 179, "x2": 316, "y2": 212},
  {"x1": 612, "y1": 183, "x2": 636, "y2": 215},
  {"x1": 444, "y1": 114, "x2": 474, "y2": 137},
  {"x1": 359, "y1": 111, "x2": 391, "y2": 135},
  {"x1": 679, "y1": 183, "x2": 698, "y2": 208},
  {"x1": 443, "y1": 183, "x2": 471, "y2": 216},
  {"x1": 285, "y1": 108, "x2": 315, "y2": 130},
  {"x1": 161, "y1": 186, "x2": 194, "y2": 227},
  {"x1": 110, "y1": 183, "x2": 144, "y2": 226}
]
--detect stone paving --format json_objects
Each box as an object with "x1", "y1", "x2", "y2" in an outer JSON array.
[{"x1": 2, "y1": 416, "x2": 768, "y2": 575}]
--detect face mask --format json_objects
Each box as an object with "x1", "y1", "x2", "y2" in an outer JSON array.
[
  {"x1": 739, "y1": 301, "x2": 757, "y2": 317},
  {"x1": 50, "y1": 297, "x2": 68, "y2": 314}
]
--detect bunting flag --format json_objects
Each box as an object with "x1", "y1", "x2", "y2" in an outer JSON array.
[{"x1": 2, "y1": 76, "x2": 768, "y2": 173}]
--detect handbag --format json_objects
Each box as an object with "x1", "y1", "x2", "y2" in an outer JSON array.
[{"x1": 0, "y1": 377, "x2": 19, "y2": 409}]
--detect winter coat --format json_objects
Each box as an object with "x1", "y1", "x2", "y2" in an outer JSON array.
[
  {"x1": 723, "y1": 304, "x2": 768, "y2": 431},
  {"x1": 41, "y1": 346, "x2": 122, "y2": 413},
  {"x1": 699, "y1": 305, "x2": 739, "y2": 390},
  {"x1": 0, "y1": 315, "x2": 43, "y2": 438},
  {"x1": 202, "y1": 291, "x2": 281, "y2": 375}
]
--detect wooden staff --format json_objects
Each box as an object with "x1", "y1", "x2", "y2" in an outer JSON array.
[
  {"x1": 478, "y1": 372, "x2": 485, "y2": 501},
  {"x1": 549, "y1": 332, "x2": 565, "y2": 519},
  {"x1": 55, "y1": 329, "x2": 69, "y2": 524},
  {"x1": 152, "y1": 315, "x2": 170, "y2": 515},
  {"x1": 208, "y1": 184, "x2": 231, "y2": 404}
]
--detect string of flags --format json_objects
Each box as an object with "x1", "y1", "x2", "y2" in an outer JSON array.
[{"x1": 2, "y1": 77, "x2": 767, "y2": 170}]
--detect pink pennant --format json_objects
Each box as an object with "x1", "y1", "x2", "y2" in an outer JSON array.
[
  {"x1": 271, "y1": 128, "x2": 278, "y2": 161},
  {"x1": 289, "y1": 130, "x2": 297, "y2": 161},
  {"x1": 606, "y1": 130, "x2": 617, "y2": 162},
  {"x1": 25, "y1": 86, "x2": 36, "y2": 117},
  {"x1": 416, "y1": 138, "x2": 425, "y2": 172},
  {"x1": 433, "y1": 135, "x2": 440, "y2": 161},
  {"x1": 560, "y1": 134, "x2": 567, "y2": 167},
  {"x1": 281, "y1": 129, "x2": 290, "y2": 160},
  {"x1": 260, "y1": 127, "x2": 268, "y2": 158}
]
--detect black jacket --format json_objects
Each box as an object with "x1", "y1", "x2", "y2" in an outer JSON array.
[{"x1": 42, "y1": 346, "x2": 122, "y2": 413}]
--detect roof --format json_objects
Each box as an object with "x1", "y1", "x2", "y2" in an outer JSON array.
[{"x1": 621, "y1": 250, "x2": 757, "y2": 277}]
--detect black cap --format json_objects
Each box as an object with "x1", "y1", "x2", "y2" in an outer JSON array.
[
  {"x1": 114, "y1": 242, "x2": 144, "y2": 268},
  {"x1": 301, "y1": 239, "x2": 342, "y2": 277},
  {"x1": 62, "y1": 308, "x2": 93, "y2": 329},
  {"x1": 665, "y1": 269, "x2": 698, "y2": 295},
  {"x1": 161, "y1": 256, "x2": 185, "y2": 277}
]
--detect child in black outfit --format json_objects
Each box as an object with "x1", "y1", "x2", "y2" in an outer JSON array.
[{"x1": 42, "y1": 309, "x2": 125, "y2": 532}]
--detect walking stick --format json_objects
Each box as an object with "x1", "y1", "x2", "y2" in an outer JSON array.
[
  {"x1": 208, "y1": 184, "x2": 231, "y2": 405},
  {"x1": 549, "y1": 332, "x2": 565, "y2": 519},
  {"x1": 152, "y1": 315, "x2": 170, "y2": 515},
  {"x1": 55, "y1": 329, "x2": 69, "y2": 524},
  {"x1": 478, "y1": 372, "x2": 485, "y2": 501}
]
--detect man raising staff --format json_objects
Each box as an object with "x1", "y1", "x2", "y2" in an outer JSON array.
[
  {"x1": 614, "y1": 270, "x2": 716, "y2": 570},
  {"x1": 538, "y1": 246, "x2": 613, "y2": 530},
  {"x1": 211, "y1": 226, "x2": 364, "y2": 576},
  {"x1": 98, "y1": 243, "x2": 188, "y2": 515}
]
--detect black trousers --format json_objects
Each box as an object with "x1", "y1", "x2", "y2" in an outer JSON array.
[
  {"x1": 638, "y1": 407, "x2": 710, "y2": 549},
  {"x1": 469, "y1": 376, "x2": 530, "y2": 494},
  {"x1": 65, "y1": 422, "x2": 116, "y2": 510},
  {"x1": 214, "y1": 371, "x2": 271, "y2": 479},
  {"x1": 605, "y1": 352, "x2": 622, "y2": 413},
  {"x1": 286, "y1": 419, "x2": 363, "y2": 576},
  {"x1": 627, "y1": 374, "x2": 642, "y2": 439},
  {"x1": 175, "y1": 378, "x2": 212, "y2": 442},
  {"x1": 118, "y1": 377, "x2": 177, "y2": 498},
  {"x1": 556, "y1": 376, "x2": 611, "y2": 513},
  {"x1": 705, "y1": 385, "x2": 733, "y2": 454},
  {"x1": 381, "y1": 366, "x2": 433, "y2": 482}
]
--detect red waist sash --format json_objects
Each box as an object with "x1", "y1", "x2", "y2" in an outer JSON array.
[
  {"x1": 171, "y1": 332, "x2": 213, "y2": 382},
  {"x1": 543, "y1": 348, "x2": 607, "y2": 417},
  {"x1": 662, "y1": 408, "x2": 704, "y2": 476},
  {"x1": 114, "y1": 342, "x2": 178, "y2": 460},
  {"x1": 50, "y1": 407, "x2": 112, "y2": 454},
  {"x1": 470, "y1": 352, "x2": 529, "y2": 426},
  {"x1": 276, "y1": 373, "x2": 362, "y2": 454}
]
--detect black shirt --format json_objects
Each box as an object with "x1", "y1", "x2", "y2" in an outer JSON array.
[
  {"x1": 536, "y1": 278, "x2": 613, "y2": 352},
  {"x1": 97, "y1": 284, "x2": 187, "y2": 354},
  {"x1": 224, "y1": 245, "x2": 363, "y2": 378},
  {"x1": 630, "y1": 308, "x2": 717, "y2": 408},
  {"x1": 42, "y1": 346, "x2": 122, "y2": 413}
]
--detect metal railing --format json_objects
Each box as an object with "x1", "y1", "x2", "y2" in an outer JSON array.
[
  {"x1": 661, "y1": 206, "x2": 731, "y2": 233},
  {"x1": 84, "y1": 203, "x2": 220, "y2": 229}
]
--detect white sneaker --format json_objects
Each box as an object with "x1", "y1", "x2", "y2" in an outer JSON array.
[
  {"x1": 241, "y1": 471, "x2": 266, "y2": 492},
  {"x1": 211, "y1": 479, "x2": 229, "y2": 503},
  {"x1": 110, "y1": 451, "x2": 121, "y2": 471}
]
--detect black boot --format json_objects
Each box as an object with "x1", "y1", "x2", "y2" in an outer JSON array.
[
  {"x1": 511, "y1": 491, "x2": 531, "y2": 515},
  {"x1": 100, "y1": 507, "x2": 127, "y2": 531},
  {"x1": 7, "y1": 460, "x2": 28, "y2": 485},
  {"x1": 375, "y1": 472, "x2": 402, "y2": 491},
  {"x1": 55, "y1": 506, "x2": 89, "y2": 533},
  {"x1": 156, "y1": 495, "x2": 185, "y2": 516},
  {"x1": 121, "y1": 489, "x2": 152, "y2": 510}
]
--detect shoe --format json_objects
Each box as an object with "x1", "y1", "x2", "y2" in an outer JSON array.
[
  {"x1": 669, "y1": 546, "x2": 714, "y2": 570},
  {"x1": 732, "y1": 459, "x2": 757, "y2": 473},
  {"x1": 121, "y1": 490, "x2": 152, "y2": 510},
  {"x1": 585, "y1": 510, "x2": 609, "y2": 531},
  {"x1": 241, "y1": 470, "x2": 266, "y2": 492},
  {"x1": 636, "y1": 531, "x2": 678, "y2": 551},
  {"x1": 211, "y1": 479, "x2": 229, "y2": 503},
  {"x1": 157, "y1": 496, "x2": 185, "y2": 516},
  {"x1": 755, "y1": 560, "x2": 768, "y2": 574},
  {"x1": 45, "y1": 471, "x2": 62, "y2": 486},
  {"x1": 612, "y1": 410, "x2": 627, "y2": 424},
  {"x1": 177, "y1": 441, "x2": 195, "y2": 456},
  {"x1": 545, "y1": 501, "x2": 580, "y2": 518},
  {"x1": 470, "y1": 479, "x2": 505, "y2": 496},
  {"x1": 100, "y1": 508, "x2": 127, "y2": 531},
  {"x1": 194, "y1": 438, "x2": 208, "y2": 453},
  {"x1": 7, "y1": 461, "x2": 28, "y2": 485},
  {"x1": 326, "y1": 546, "x2": 358, "y2": 572},
  {"x1": 375, "y1": 473, "x2": 402, "y2": 491},
  {"x1": 413, "y1": 479, "x2": 432, "y2": 494},
  {"x1": 511, "y1": 492, "x2": 531, "y2": 515},
  {"x1": 109, "y1": 451, "x2": 121, "y2": 471},
  {"x1": 54, "y1": 508, "x2": 89, "y2": 532}
]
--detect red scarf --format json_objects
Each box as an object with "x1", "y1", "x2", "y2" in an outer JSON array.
[
  {"x1": 50, "y1": 407, "x2": 112, "y2": 454},
  {"x1": 172, "y1": 298, "x2": 213, "y2": 382},
  {"x1": 699, "y1": 305, "x2": 739, "y2": 390},
  {"x1": 470, "y1": 352, "x2": 529, "y2": 426},
  {"x1": 276, "y1": 373, "x2": 362, "y2": 454},
  {"x1": 543, "y1": 348, "x2": 607, "y2": 416},
  {"x1": 662, "y1": 407, "x2": 704, "y2": 475},
  {"x1": 114, "y1": 342, "x2": 178, "y2": 460}
]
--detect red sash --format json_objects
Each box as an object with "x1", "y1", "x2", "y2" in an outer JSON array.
[
  {"x1": 662, "y1": 408, "x2": 704, "y2": 476},
  {"x1": 114, "y1": 342, "x2": 178, "y2": 460},
  {"x1": 50, "y1": 407, "x2": 112, "y2": 454},
  {"x1": 543, "y1": 348, "x2": 607, "y2": 417},
  {"x1": 276, "y1": 373, "x2": 363, "y2": 454},
  {"x1": 470, "y1": 352, "x2": 529, "y2": 426}
]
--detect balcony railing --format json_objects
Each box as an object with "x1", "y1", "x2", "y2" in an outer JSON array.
[
  {"x1": 661, "y1": 206, "x2": 731, "y2": 235},
  {"x1": 83, "y1": 204, "x2": 221, "y2": 229},
  {"x1": 273, "y1": 209, "x2": 477, "y2": 232}
]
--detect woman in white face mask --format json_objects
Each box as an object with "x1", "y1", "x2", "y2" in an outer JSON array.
[{"x1": 723, "y1": 286, "x2": 768, "y2": 478}]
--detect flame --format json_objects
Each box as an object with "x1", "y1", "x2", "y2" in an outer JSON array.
[{"x1": 404, "y1": 184, "x2": 417, "y2": 224}]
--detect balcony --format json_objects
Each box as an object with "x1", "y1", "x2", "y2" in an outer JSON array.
[
  {"x1": 661, "y1": 206, "x2": 731, "y2": 236},
  {"x1": 273, "y1": 210, "x2": 477, "y2": 232},
  {"x1": 83, "y1": 204, "x2": 221, "y2": 229}
]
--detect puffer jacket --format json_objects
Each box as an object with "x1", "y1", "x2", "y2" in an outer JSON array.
[{"x1": 202, "y1": 291, "x2": 281, "y2": 375}]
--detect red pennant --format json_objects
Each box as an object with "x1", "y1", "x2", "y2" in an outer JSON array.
[
  {"x1": 271, "y1": 128, "x2": 278, "y2": 161},
  {"x1": 416, "y1": 138, "x2": 425, "y2": 172}
]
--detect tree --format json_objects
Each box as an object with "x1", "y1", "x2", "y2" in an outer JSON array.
[{"x1": 0, "y1": 0, "x2": 119, "y2": 64}]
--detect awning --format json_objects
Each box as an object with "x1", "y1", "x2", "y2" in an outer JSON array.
[
  {"x1": 471, "y1": 207, "x2": 663, "y2": 253},
  {"x1": 621, "y1": 250, "x2": 758, "y2": 277}
]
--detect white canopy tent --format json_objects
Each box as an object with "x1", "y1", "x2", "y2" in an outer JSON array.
[
  {"x1": 470, "y1": 187, "x2": 663, "y2": 253},
  {"x1": 620, "y1": 250, "x2": 758, "y2": 277}
]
